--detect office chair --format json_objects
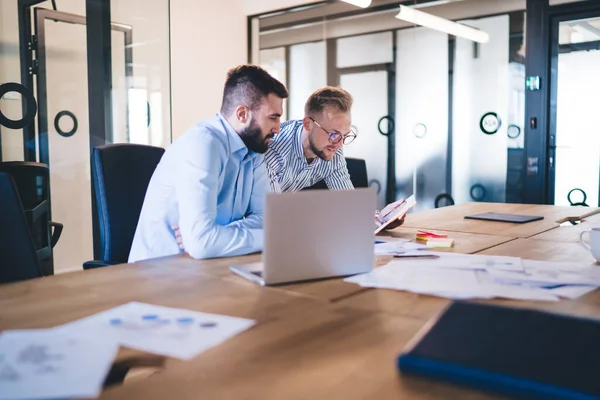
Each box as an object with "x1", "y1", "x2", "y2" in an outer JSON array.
[
  {"x1": 303, "y1": 157, "x2": 369, "y2": 190},
  {"x1": 84, "y1": 143, "x2": 165, "y2": 269},
  {"x1": 0, "y1": 172, "x2": 43, "y2": 284},
  {"x1": 345, "y1": 157, "x2": 369, "y2": 188},
  {"x1": 0, "y1": 162, "x2": 63, "y2": 276}
]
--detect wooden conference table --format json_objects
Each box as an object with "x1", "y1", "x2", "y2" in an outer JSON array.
[{"x1": 1, "y1": 202, "x2": 600, "y2": 399}]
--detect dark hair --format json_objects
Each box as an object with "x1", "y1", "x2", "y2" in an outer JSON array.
[
  {"x1": 304, "y1": 86, "x2": 353, "y2": 118},
  {"x1": 220, "y1": 65, "x2": 289, "y2": 116}
]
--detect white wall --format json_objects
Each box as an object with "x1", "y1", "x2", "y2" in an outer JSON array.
[
  {"x1": 244, "y1": 0, "x2": 321, "y2": 16},
  {"x1": 169, "y1": 0, "x2": 247, "y2": 139}
]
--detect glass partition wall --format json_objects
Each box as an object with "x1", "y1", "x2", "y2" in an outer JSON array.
[
  {"x1": 255, "y1": 1, "x2": 528, "y2": 212},
  {"x1": 0, "y1": 0, "x2": 171, "y2": 273}
]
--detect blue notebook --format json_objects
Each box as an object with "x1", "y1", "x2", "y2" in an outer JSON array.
[{"x1": 398, "y1": 301, "x2": 600, "y2": 400}]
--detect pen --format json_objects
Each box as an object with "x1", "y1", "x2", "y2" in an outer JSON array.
[{"x1": 393, "y1": 254, "x2": 440, "y2": 259}]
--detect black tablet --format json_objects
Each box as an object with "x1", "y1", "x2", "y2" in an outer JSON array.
[{"x1": 464, "y1": 212, "x2": 543, "y2": 224}]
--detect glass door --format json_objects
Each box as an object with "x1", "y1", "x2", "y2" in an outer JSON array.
[
  {"x1": 549, "y1": 7, "x2": 600, "y2": 207},
  {"x1": 340, "y1": 70, "x2": 390, "y2": 210},
  {"x1": 33, "y1": 8, "x2": 132, "y2": 272}
]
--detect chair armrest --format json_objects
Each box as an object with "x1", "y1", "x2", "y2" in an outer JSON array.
[
  {"x1": 49, "y1": 221, "x2": 63, "y2": 248},
  {"x1": 83, "y1": 260, "x2": 120, "y2": 270}
]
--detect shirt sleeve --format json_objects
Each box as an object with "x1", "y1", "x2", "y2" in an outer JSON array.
[
  {"x1": 227, "y1": 155, "x2": 269, "y2": 231},
  {"x1": 264, "y1": 146, "x2": 283, "y2": 193},
  {"x1": 176, "y1": 132, "x2": 263, "y2": 259},
  {"x1": 325, "y1": 153, "x2": 354, "y2": 191}
]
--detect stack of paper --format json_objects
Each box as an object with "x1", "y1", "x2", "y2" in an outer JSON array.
[
  {"x1": 346, "y1": 252, "x2": 600, "y2": 301},
  {"x1": 0, "y1": 302, "x2": 256, "y2": 399}
]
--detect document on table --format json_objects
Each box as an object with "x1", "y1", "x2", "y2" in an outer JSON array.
[
  {"x1": 486, "y1": 259, "x2": 600, "y2": 287},
  {"x1": 346, "y1": 254, "x2": 600, "y2": 301},
  {"x1": 58, "y1": 302, "x2": 256, "y2": 360},
  {"x1": 374, "y1": 240, "x2": 427, "y2": 255},
  {"x1": 0, "y1": 329, "x2": 118, "y2": 400},
  {"x1": 345, "y1": 262, "x2": 557, "y2": 301},
  {"x1": 386, "y1": 252, "x2": 524, "y2": 272}
]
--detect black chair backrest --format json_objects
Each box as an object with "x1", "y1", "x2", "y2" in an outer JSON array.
[
  {"x1": 345, "y1": 157, "x2": 369, "y2": 188},
  {"x1": 0, "y1": 161, "x2": 54, "y2": 275},
  {"x1": 92, "y1": 143, "x2": 165, "y2": 263},
  {"x1": 302, "y1": 157, "x2": 369, "y2": 190},
  {"x1": 0, "y1": 172, "x2": 42, "y2": 284}
]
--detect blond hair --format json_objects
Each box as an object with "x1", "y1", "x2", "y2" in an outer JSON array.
[{"x1": 304, "y1": 86, "x2": 353, "y2": 118}]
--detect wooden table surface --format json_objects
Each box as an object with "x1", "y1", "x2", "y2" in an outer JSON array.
[
  {"x1": 2, "y1": 202, "x2": 600, "y2": 399},
  {"x1": 139, "y1": 229, "x2": 517, "y2": 304},
  {"x1": 402, "y1": 202, "x2": 600, "y2": 238},
  {"x1": 529, "y1": 212, "x2": 600, "y2": 243}
]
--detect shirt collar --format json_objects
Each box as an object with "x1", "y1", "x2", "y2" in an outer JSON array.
[{"x1": 217, "y1": 113, "x2": 250, "y2": 157}]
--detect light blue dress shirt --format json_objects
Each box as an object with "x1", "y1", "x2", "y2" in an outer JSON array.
[{"x1": 128, "y1": 113, "x2": 268, "y2": 262}]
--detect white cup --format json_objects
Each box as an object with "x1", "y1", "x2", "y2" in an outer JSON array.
[{"x1": 579, "y1": 228, "x2": 600, "y2": 261}]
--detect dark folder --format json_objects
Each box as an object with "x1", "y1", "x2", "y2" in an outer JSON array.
[
  {"x1": 398, "y1": 301, "x2": 600, "y2": 400},
  {"x1": 464, "y1": 212, "x2": 544, "y2": 224}
]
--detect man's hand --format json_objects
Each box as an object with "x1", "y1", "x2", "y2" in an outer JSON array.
[
  {"x1": 383, "y1": 215, "x2": 405, "y2": 230},
  {"x1": 172, "y1": 226, "x2": 185, "y2": 250}
]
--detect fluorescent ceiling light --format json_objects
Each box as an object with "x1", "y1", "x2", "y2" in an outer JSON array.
[
  {"x1": 395, "y1": 5, "x2": 489, "y2": 43},
  {"x1": 341, "y1": 0, "x2": 372, "y2": 8}
]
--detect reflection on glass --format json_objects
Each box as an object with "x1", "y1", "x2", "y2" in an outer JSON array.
[
  {"x1": 289, "y1": 41, "x2": 326, "y2": 120},
  {"x1": 337, "y1": 31, "x2": 393, "y2": 68},
  {"x1": 0, "y1": 0, "x2": 171, "y2": 273},
  {"x1": 43, "y1": 16, "x2": 93, "y2": 273},
  {"x1": 128, "y1": 88, "x2": 149, "y2": 144},
  {"x1": 0, "y1": 1, "x2": 26, "y2": 161},
  {"x1": 395, "y1": 27, "x2": 448, "y2": 212},
  {"x1": 554, "y1": 36, "x2": 600, "y2": 207},
  {"x1": 341, "y1": 71, "x2": 388, "y2": 209},
  {"x1": 111, "y1": 0, "x2": 171, "y2": 148},
  {"x1": 559, "y1": 17, "x2": 600, "y2": 45},
  {"x1": 260, "y1": 47, "x2": 287, "y2": 120},
  {"x1": 452, "y1": 15, "x2": 509, "y2": 204}
]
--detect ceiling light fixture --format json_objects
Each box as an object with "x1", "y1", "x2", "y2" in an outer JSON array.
[
  {"x1": 340, "y1": 0, "x2": 372, "y2": 8},
  {"x1": 395, "y1": 5, "x2": 489, "y2": 43}
]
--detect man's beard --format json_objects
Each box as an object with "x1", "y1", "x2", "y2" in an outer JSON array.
[
  {"x1": 309, "y1": 132, "x2": 332, "y2": 161},
  {"x1": 240, "y1": 118, "x2": 272, "y2": 154}
]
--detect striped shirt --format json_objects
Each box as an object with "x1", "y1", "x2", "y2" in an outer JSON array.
[{"x1": 265, "y1": 120, "x2": 354, "y2": 193}]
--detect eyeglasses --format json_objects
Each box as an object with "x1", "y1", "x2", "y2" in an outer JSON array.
[{"x1": 310, "y1": 117, "x2": 357, "y2": 145}]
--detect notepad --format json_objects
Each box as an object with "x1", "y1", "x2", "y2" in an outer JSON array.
[
  {"x1": 425, "y1": 238, "x2": 454, "y2": 248},
  {"x1": 398, "y1": 301, "x2": 600, "y2": 399},
  {"x1": 416, "y1": 230, "x2": 454, "y2": 247}
]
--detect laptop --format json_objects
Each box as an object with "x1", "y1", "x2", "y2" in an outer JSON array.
[{"x1": 230, "y1": 188, "x2": 376, "y2": 286}]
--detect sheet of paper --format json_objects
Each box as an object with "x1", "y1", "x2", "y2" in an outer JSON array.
[
  {"x1": 58, "y1": 302, "x2": 256, "y2": 360},
  {"x1": 0, "y1": 329, "x2": 118, "y2": 400},
  {"x1": 374, "y1": 241, "x2": 427, "y2": 255},
  {"x1": 386, "y1": 252, "x2": 524, "y2": 271},
  {"x1": 546, "y1": 285, "x2": 597, "y2": 299},
  {"x1": 487, "y1": 259, "x2": 600, "y2": 287},
  {"x1": 345, "y1": 263, "x2": 558, "y2": 301}
]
